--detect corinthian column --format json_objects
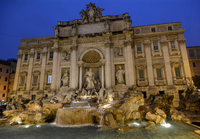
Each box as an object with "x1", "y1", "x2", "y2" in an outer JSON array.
[
  {"x1": 13, "y1": 50, "x2": 23, "y2": 92},
  {"x1": 51, "y1": 41, "x2": 59, "y2": 92},
  {"x1": 144, "y1": 43, "x2": 154, "y2": 86},
  {"x1": 105, "y1": 42, "x2": 112, "y2": 89},
  {"x1": 179, "y1": 40, "x2": 191, "y2": 78},
  {"x1": 26, "y1": 48, "x2": 35, "y2": 91},
  {"x1": 161, "y1": 41, "x2": 173, "y2": 85},
  {"x1": 125, "y1": 40, "x2": 135, "y2": 86},
  {"x1": 39, "y1": 47, "x2": 47, "y2": 91},
  {"x1": 70, "y1": 45, "x2": 77, "y2": 89}
]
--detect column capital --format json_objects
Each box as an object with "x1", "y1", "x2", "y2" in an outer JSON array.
[
  {"x1": 42, "y1": 51, "x2": 48, "y2": 56},
  {"x1": 160, "y1": 41, "x2": 168, "y2": 47},
  {"x1": 124, "y1": 40, "x2": 133, "y2": 46},
  {"x1": 70, "y1": 45, "x2": 78, "y2": 51},
  {"x1": 100, "y1": 59, "x2": 106, "y2": 66},
  {"x1": 17, "y1": 53, "x2": 23, "y2": 58},
  {"x1": 143, "y1": 43, "x2": 151, "y2": 48},
  {"x1": 53, "y1": 47, "x2": 62, "y2": 52},
  {"x1": 105, "y1": 42, "x2": 113, "y2": 48},
  {"x1": 178, "y1": 39, "x2": 186, "y2": 45},
  {"x1": 29, "y1": 52, "x2": 35, "y2": 57},
  {"x1": 77, "y1": 61, "x2": 83, "y2": 67}
]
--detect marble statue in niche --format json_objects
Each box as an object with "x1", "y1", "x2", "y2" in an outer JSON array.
[
  {"x1": 61, "y1": 70, "x2": 69, "y2": 86},
  {"x1": 114, "y1": 46, "x2": 123, "y2": 57},
  {"x1": 116, "y1": 66, "x2": 125, "y2": 84},
  {"x1": 84, "y1": 68, "x2": 96, "y2": 90},
  {"x1": 62, "y1": 51, "x2": 70, "y2": 61}
]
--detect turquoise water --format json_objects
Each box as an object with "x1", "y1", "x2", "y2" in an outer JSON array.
[{"x1": 0, "y1": 119, "x2": 199, "y2": 139}]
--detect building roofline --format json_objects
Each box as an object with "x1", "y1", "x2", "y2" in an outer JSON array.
[
  {"x1": 186, "y1": 46, "x2": 200, "y2": 48},
  {"x1": 132, "y1": 22, "x2": 182, "y2": 28},
  {"x1": 20, "y1": 36, "x2": 54, "y2": 42}
]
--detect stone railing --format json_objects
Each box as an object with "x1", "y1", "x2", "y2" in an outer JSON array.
[
  {"x1": 137, "y1": 78, "x2": 148, "y2": 87},
  {"x1": 154, "y1": 78, "x2": 167, "y2": 86},
  {"x1": 18, "y1": 84, "x2": 26, "y2": 91}
]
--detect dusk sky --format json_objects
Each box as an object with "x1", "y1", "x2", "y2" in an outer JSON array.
[{"x1": 0, "y1": 0, "x2": 200, "y2": 60}]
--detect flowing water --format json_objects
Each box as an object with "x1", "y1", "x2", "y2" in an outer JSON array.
[{"x1": 0, "y1": 119, "x2": 199, "y2": 139}]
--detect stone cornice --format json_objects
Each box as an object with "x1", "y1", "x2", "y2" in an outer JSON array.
[
  {"x1": 133, "y1": 30, "x2": 185, "y2": 38},
  {"x1": 20, "y1": 36, "x2": 54, "y2": 42},
  {"x1": 17, "y1": 43, "x2": 54, "y2": 49}
]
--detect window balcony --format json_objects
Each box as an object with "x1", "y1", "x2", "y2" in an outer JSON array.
[
  {"x1": 137, "y1": 78, "x2": 148, "y2": 87},
  {"x1": 34, "y1": 59, "x2": 41, "y2": 65},
  {"x1": 31, "y1": 83, "x2": 39, "y2": 91},
  {"x1": 18, "y1": 84, "x2": 26, "y2": 91},
  {"x1": 44, "y1": 83, "x2": 51, "y2": 90},
  {"x1": 152, "y1": 50, "x2": 162, "y2": 57},
  {"x1": 154, "y1": 78, "x2": 167, "y2": 86},
  {"x1": 135, "y1": 51, "x2": 145, "y2": 58},
  {"x1": 169, "y1": 48, "x2": 180, "y2": 56},
  {"x1": 173, "y1": 77, "x2": 186, "y2": 85},
  {"x1": 21, "y1": 60, "x2": 29, "y2": 66}
]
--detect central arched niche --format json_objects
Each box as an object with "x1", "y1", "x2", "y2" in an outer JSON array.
[
  {"x1": 79, "y1": 48, "x2": 104, "y2": 90},
  {"x1": 82, "y1": 50, "x2": 101, "y2": 63}
]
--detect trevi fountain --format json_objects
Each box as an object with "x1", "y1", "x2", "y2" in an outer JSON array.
[{"x1": 1, "y1": 2, "x2": 200, "y2": 139}]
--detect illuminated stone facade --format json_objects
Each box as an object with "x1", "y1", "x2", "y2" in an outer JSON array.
[{"x1": 12, "y1": 3, "x2": 191, "y2": 107}]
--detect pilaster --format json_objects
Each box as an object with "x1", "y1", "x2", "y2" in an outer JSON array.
[
  {"x1": 161, "y1": 41, "x2": 173, "y2": 85},
  {"x1": 39, "y1": 47, "x2": 47, "y2": 91},
  {"x1": 144, "y1": 42, "x2": 154, "y2": 86},
  {"x1": 124, "y1": 39, "x2": 135, "y2": 87},
  {"x1": 105, "y1": 42, "x2": 112, "y2": 89},
  {"x1": 26, "y1": 48, "x2": 35, "y2": 91},
  {"x1": 179, "y1": 39, "x2": 191, "y2": 78},
  {"x1": 70, "y1": 44, "x2": 78, "y2": 89},
  {"x1": 51, "y1": 41, "x2": 60, "y2": 92},
  {"x1": 13, "y1": 50, "x2": 23, "y2": 92}
]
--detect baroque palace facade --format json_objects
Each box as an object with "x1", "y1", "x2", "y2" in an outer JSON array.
[{"x1": 12, "y1": 3, "x2": 191, "y2": 107}]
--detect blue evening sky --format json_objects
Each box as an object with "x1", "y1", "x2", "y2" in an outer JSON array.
[{"x1": 0, "y1": 0, "x2": 200, "y2": 60}]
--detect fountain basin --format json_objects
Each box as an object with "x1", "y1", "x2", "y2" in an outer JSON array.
[{"x1": 56, "y1": 107, "x2": 97, "y2": 125}]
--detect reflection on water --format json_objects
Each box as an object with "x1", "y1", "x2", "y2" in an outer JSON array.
[{"x1": 0, "y1": 119, "x2": 199, "y2": 139}]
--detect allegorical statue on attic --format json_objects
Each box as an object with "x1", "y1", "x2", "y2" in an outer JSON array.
[{"x1": 79, "y1": 2, "x2": 104, "y2": 23}]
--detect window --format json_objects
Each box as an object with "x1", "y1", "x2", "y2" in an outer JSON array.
[
  {"x1": 2, "y1": 94, "x2": 5, "y2": 97},
  {"x1": 6, "y1": 69, "x2": 9, "y2": 73},
  {"x1": 5, "y1": 77, "x2": 7, "y2": 81},
  {"x1": 156, "y1": 68, "x2": 162, "y2": 78},
  {"x1": 142, "y1": 92, "x2": 146, "y2": 98},
  {"x1": 135, "y1": 29, "x2": 140, "y2": 34},
  {"x1": 139, "y1": 70, "x2": 144, "y2": 78},
  {"x1": 153, "y1": 42, "x2": 158, "y2": 50},
  {"x1": 175, "y1": 67, "x2": 181, "y2": 77},
  {"x1": 33, "y1": 76, "x2": 38, "y2": 84},
  {"x1": 0, "y1": 76, "x2": 1, "y2": 79},
  {"x1": 31, "y1": 95, "x2": 36, "y2": 100},
  {"x1": 47, "y1": 75, "x2": 52, "y2": 83},
  {"x1": 8, "y1": 89, "x2": 10, "y2": 92},
  {"x1": 170, "y1": 41, "x2": 175, "y2": 49},
  {"x1": 49, "y1": 52, "x2": 53, "y2": 59},
  {"x1": 20, "y1": 76, "x2": 25, "y2": 84},
  {"x1": 136, "y1": 43, "x2": 142, "y2": 52},
  {"x1": 38, "y1": 41, "x2": 41, "y2": 44},
  {"x1": 197, "y1": 50, "x2": 200, "y2": 58},
  {"x1": 37, "y1": 53, "x2": 41, "y2": 59},
  {"x1": 3, "y1": 86, "x2": 6, "y2": 90},
  {"x1": 193, "y1": 62, "x2": 196, "y2": 67},
  {"x1": 151, "y1": 28, "x2": 156, "y2": 32},
  {"x1": 0, "y1": 68, "x2": 2, "y2": 72},
  {"x1": 24, "y1": 54, "x2": 28, "y2": 60},
  {"x1": 168, "y1": 26, "x2": 172, "y2": 30},
  {"x1": 10, "y1": 75, "x2": 12, "y2": 78},
  {"x1": 189, "y1": 50, "x2": 195, "y2": 58}
]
